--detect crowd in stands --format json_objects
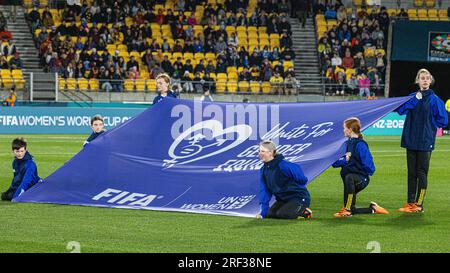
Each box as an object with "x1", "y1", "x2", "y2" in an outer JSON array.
[
  {"x1": 0, "y1": 10, "x2": 23, "y2": 71},
  {"x1": 0, "y1": 9, "x2": 24, "y2": 91},
  {"x1": 26, "y1": 0, "x2": 301, "y2": 95},
  {"x1": 316, "y1": 1, "x2": 389, "y2": 97}
]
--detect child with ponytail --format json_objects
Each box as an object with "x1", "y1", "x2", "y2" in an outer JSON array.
[{"x1": 332, "y1": 117, "x2": 389, "y2": 217}]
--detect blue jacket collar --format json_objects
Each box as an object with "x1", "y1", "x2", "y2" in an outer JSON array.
[
  {"x1": 420, "y1": 89, "x2": 434, "y2": 98},
  {"x1": 265, "y1": 154, "x2": 285, "y2": 168},
  {"x1": 17, "y1": 151, "x2": 32, "y2": 162}
]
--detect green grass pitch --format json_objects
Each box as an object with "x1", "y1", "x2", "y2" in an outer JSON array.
[{"x1": 0, "y1": 135, "x2": 449, "y2": 253}]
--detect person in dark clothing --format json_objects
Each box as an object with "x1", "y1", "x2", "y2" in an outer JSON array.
[
  {"x1": 84, "y1": 115, "x2": 106, "y2": 147},
  {"x1": 332, "y1": 117, "x2": 389, "y2": 217},
  {"x1": 257, "y1": 140, "x2": 313, "y2": 220},
  {"x1": 1, "y1": 138, "x2": 42, "y2": 201},
  {"x1": 153, "y1": 73, "x2": 178, "y2": 104},
  {"x1": 395, "y1": 69, "x2": 448, "y2": 213},
  {"x1": 294, "y1": 0, "x2": 308, "y2": 28}
]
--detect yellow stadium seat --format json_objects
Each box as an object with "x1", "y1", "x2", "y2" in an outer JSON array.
[
  {"x1": 259, "y1": 33, "x2": 269, "y2": 40},
  {"x1": 258, "y1": 26, "x2": 267, "y2": 33},
  {"x1": 2, "y1": 77, "x2": 14, "y2": 88},
  {"x1": 147, "y1": 80, "x2": 157, "y2": 92},
  {"x1": 228, "y1": 72, "x2": 238, "y2": 81},
  {"x1": 172, "y1": 52, "x2": 183, "y2": 60},
  {"x1": 194, "y1": 53, "x2": 205, "y2": 61},
  {"x1": 89, "y1": 79, "x2": 99, "y2": 91},
  {"x1": 124, "y1": 80, "x2": 135, "y2": 92},
  {"x1": 247, "y1": 26, "x2": 257, "y2": 32},
  {"x1": 238, "y1": 81, "x2": 250, "y2": 93},
  {"x1": 283, "y1": 61, "x2": 294, "y2": 70},
  {"x1": 1, "y1": 69, "x2": 11, "y2": 78},
  {"x1": 250, "y1": 81, "x2": 261, "y2": 94},
  {"x1": 205, "y1": 53, "x2": 216, "y2": 60},
  {"x1": 216, "y1": 81, "x2": 226, "y2": 94},
  {"x1": 247, "y1": 32, "x2": 258, "y2": 39},
  {"x1": 428, "y1": 9, "x2": 438, "y2": 19},
  {"x1": 438, "y1": 9, "x2": 447, "y2": 18},
  {"x1": 66, "y1": 78, "x2": 77, "y2": 91},
  {"x1": 227, "y1": 67, "x2": 237, "y2": 74},
  {"x1": 216, "y1": 73, "x2": 227, "y2": 81},
  {"x1": 261, "y1": 82, "x2": 272, "y2": 94},
  {"x1": 227, "y1": 81, "x2": 238, "y2": 93},
  {"x1": 408, "y1": 9, "x2": 418, "y2": 18},
  {"x1": 417, "y1": 9, "x2": 428, "y2": 18},
  {"x1": 13, "y1": 78, "x2": 25, "y2": 89},
  {"x1": 183, "y1": 52, "x2": 194, "y2": 61},
  {"x1": 414, "y1": 0, "x2": 424, "y2": 7},
  {"x1": 425, "y1": 0, "x2": 435, "y2": 7},
  {"x1": 59, "y1": 79, "x2": 66, "y2": 91},
  {"x1": 77, "y1": 78, "x2": 89, "y2": 91},
  {"x1": 135, "y1": 80, "x2": 146, "y2": 92}
]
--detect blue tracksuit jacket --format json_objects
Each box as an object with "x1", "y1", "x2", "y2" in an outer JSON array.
[
  {"x1": 8, "y1": 151, "x2": 42, "y2": 199},
  {"x1": 259, "y1": 154, "x2": 310, "y2": 218},
  {"x1": 332, "y1": 137, "x2": 375, "y2": 181},
  {"x1": 396, "y1": 89, "x2": 448, "y2": 151}
]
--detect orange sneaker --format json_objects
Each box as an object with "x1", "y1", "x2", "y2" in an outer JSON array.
[
  {"x1": 398, "y1": 203, "x2": 424, "y2": 213},
  {"x1": 333, "y1": 208, "x2": 352, "y2": 218},
  {"x1": 298, "y1": 208, "x2": 313, "y2": 219},
  {"x1": 370, "y1": 201, "x2": 390, "y2": 214}
]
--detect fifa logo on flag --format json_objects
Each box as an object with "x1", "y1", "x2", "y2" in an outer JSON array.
[
  {"x1": 164, "y1": 102, "x2": 280, "y2": 169},
  {"x1": 163, "y1": 120, "x2": 253, "y2": 168}
]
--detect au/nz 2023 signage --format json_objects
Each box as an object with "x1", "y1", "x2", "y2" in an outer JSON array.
[
  {"x1": 0, "y1": 107, "x2": 405, "y2": 135},
  {"x1": 363, "y1": 112, "x2": 405, "y2": 136},
  {"x1": 0, "y1": 107, "x2": 145, "y2": 134}
]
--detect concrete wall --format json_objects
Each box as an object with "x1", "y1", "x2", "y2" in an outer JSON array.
[{"x1": 56, "y1": 90, "x2": 332, "y2": 103}]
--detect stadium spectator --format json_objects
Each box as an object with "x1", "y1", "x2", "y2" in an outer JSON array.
[
  {"x1": 200, "y1": 89, "x2": 214, "y2": 102},
  {"x1": 332, "y1": 117, "x2": 389, "y2": 218},
  {"x1": 9, "y1": 52, "x2": 23, "y2": 69},
  {"x1": 3, "y1": 87, "x2": 17, "y2": 107},
  {"x1": 357, "y1": 73, "x2": 370, "y2": 97},
  {"x1": 396, "y1": 69, "x2": 448, "y2": 213},
  {"x1": 284, "y1": 73, "x2": 300, "y2": 95},
  {"x1": 181, "y1": 71, "x2": 194, "y2": 93},
  {"x1": 346, "y1": 74, "x2": 358, "y2": 95},
  {"x1": 153, "y1": 73, "x2": 177, "y2": 104},
  {"x1": 270, "y1": 71, "x2": 284, "y2": 95},
  {"x1": 1, "y1": 138, "x2": 42, "y2": 201},
  {"x1": 84, "y1": 115, "x2": 106, "y2": 147},
  {"x1": 202, "y1": 73, "x2": 215, "y2": 93},
  {"x1": 256, "y1": 140, "x2": 312, "y2": 220},
  {"x1": 294, "y1": 0, "x2": 308, "y2": 28},
  {"x1": 397, "y1": 8, "x2": 408, "y2": 20}
]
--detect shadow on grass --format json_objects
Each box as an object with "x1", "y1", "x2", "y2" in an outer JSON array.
[
  {"x1": 382, "y1": 213, "x2": 434, "y2": 229},
  {"x1": 0, "y1": 201, "x2": 15, "y2": 207},
  {"x1": 233, "y1": 218, "x2": 305, "y2": 229}
]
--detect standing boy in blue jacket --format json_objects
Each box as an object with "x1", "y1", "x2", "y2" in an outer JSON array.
[
  {"x1": 1, "y1": 138, "x2": 42, "y2": 201},
  {"x1": 396, "y1": 69, "x2": 448, "y2": 213},
  {"x1": 256, "y1": 140, "x2": 313, "y2": 220}
]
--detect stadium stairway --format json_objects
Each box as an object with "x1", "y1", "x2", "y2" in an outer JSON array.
[
  {"x1": 289, "y1": 16, "x2": 324, "y2": 95},
  {"x1": 1, "y1": 5, "x2": 55, "y2": 101}
]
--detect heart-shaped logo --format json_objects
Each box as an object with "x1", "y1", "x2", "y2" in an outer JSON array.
[{"x1": 163, "y1": 120, "x2": 252, "y2": 168}]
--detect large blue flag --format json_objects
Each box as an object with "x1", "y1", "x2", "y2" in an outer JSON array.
[{"x1": 14, "y1": 97, "x2": 412, "y2": 217}]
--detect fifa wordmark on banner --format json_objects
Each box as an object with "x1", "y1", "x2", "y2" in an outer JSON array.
[
  {"x1": 92, "y1": 188, "x2": 164, "y2": 207},
  {"x1": 181, "y1": 195, "x2": 256, "y2": 210}
]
